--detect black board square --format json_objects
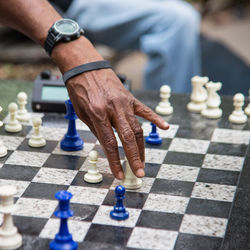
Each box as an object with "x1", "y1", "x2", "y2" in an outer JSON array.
[
  {"x1": 84, "y1": 224, "x2": 132, "y2": 246},
  {"x1": 136, "y1": 210, "x2": 183, "y2": 231},
  {"x1": 17, "y1": 139, "x2": 58, "y2": 153}
]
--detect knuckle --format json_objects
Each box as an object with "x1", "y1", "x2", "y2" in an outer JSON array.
[
  {"x1": 102, "y1": 135, "x2": 117, "y2": 150},
  {"x1": 121, "y1": 128, "x2": 134, "y2": 143},
  {"x1": 134, "y1": 126, "x2": 143, "y2": 138}
]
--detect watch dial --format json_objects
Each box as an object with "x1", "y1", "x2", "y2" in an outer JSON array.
[{"x1": 55, "y1": 20, "x2": 78, "y2": 34}]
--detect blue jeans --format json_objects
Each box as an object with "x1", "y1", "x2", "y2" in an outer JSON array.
[{"x1": 66, "y1": 0, "x2": 201, "y2": 93}]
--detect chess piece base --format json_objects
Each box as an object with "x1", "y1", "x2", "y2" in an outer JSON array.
[
  {"x1": 201, "y1": 108, "x2": 222, "y2": 119},
  {"x1": 245, "y1": 105, "x2": 250, "y2": 116},
  {"x1": 110, "y1": 209, "x2": 129, "y2": 221},
  {"x1": 187, "y1": 102, "x2": 206, "y2": 113},
  {"x1": 60, "y1": 136, "x2": 83, "y2": 151},
  {"x1": 17, "y1": 112, "x2": 30, "y2": 122},
  {"x1": 28, "y1": 137, "x2": 46, "y2": 148},
  {"x1": 4, "y1": 123, "x2": 22, "y2": 133},
  {"x1": 50, "y1": 237, "x2": 78, "y2": 250},
  {"x1": 0, "y1": 228, "x2": 22, "y2": 250},
  {"x1": 229, "y1": 113, "x2": 247, "y2": 124},
  {"x1": 155, "y1": 104, "x2": 173, "y2": 115},
  {"x1": 120, "y1": 178, "x2": 142, "y2": 190},
  {"x1": 0, "y1": 144, "x2": 7, "y2": 158},
  {"x1": 84, "y1": 172, "x2": 103, "y2": 183}
]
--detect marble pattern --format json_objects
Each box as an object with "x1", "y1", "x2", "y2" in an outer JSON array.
[
  {"x1": 180, "y1": 214, "x2": 228, "y2": 237},
  {"x1": 93, "y1": 205, "x2": 141, "y2": 227},
  {"x1": 157, "y1": 164, "x2": 200, "y2": 182},
  {"x1": 110, "y1": 177, "x2": 155, "y2": 193},
  {"x1": 14, "y1": 198, "x2": 57, "y2": 218},
  {"x1": 202, "y1": 154, "x2": 244, "y2": 172},
  {"x1": 169, "y1": 138, "x2": 210, "y2": 154},
  {"x1": 76, "y1": 120, "x2": 91, "y2": 131},
  {"x1": 26, "y1": 127, "x2": 66, "y2": 141},
  {"x1": 127, "y1": 227, "x2": 178, "y2": 250},
  {"x1": 39, "y1": 218, "x2": 91, "y2": 242},
  {"x1": 0, "y1": 135, "x2": 24, "y2": 150},
  {"x1": 80, "y1": 157, "x2": 113, "y2": 174},
  {"x1": 32, "y1": 168, "x2": 78, "y2": 185},
  {"x1": 143, "y1": 193, "x2": 189, "y2": 214},
  {"x1": 52, "y1": 142, "x2": 95, "y2": 157},
  {"x1": 0, "y1": 179, "x2": 30, "y2": 197},
  {"x1": 191, "y1": 182, "x2": 236, "y2": 202},
  {"x1": 68, "y1": 186, "x2": 108, "y2": 205},
  {"x1": 142, "y1": 122, "x2": 179, "y2": 138},
  {"x1": 6, "y1": 151, "x2": 50, "y2": 167},
  {"x1": 145, "y1": 148, "x2": 168, "y2": 164},
  {"x1": 211, "y1": 128, "x2": 250, "y2": 145}
]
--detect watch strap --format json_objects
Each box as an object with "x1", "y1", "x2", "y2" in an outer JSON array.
[
  {"x1": 45, "y1": 30, "x2": 57, "y2": 56},
  {"x1": 63, "y1": 60, "x2": 112, "y2": 83}
]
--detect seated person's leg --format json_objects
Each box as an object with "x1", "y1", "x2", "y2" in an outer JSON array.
[{"x1": 66, "y1": 0, "x2": 201, "y2": 93}]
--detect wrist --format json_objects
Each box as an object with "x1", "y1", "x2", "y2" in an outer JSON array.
[{"x1": 51, "y1": 36, "x2": 104, "y2": 73}]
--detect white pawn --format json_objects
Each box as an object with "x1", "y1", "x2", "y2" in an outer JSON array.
[
  {"x1": 244, "y1": 89, "x2": 250, "y2": 116},
  {"x1": 84, "y1": 150, "x2": 103, "y2": 183},
  {"x1": 5, "y1": 103, "x2": 22, "y2": 133},
  {"x1": 0, "y1": 185, "x2": 22, "y2": 250},
  {"x1": 0, "y1": 106, "x2": 7, "y2": 158},
  {"x1": 155, "y1": 85, "x2": 173, "y2": 115},
  {"x1": 120, "y1": 157, "x2": 142, "y2": 190},
  {"x1": 28, "y1": 117, "x2": 46, "y2": 147},
  {"x1": 187, "y1": 76, "x2": 208, "y2": 112},
  {"x1": 201, "y1": 81, "x2": 223, "y2": 119},
  {"x1": 16, "y1": 92, "x2": 30, "y2": 122},
  {"x1": 229, "y1": 93, "x2": 247, "y2": 124}
]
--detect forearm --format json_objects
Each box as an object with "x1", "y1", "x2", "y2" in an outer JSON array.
[{"x1": 0, "y1": 0, "x2": 103, "y2": 72}]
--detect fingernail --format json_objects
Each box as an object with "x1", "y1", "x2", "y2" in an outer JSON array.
[
  {"x1": 136, "y1": 168, "x2": 145, "y2": 178},
  {"x1": 117, "y1": 171, "x2": 124, "y2": 180},
  {"x1": 164, "y1": 122, "x2": 169, "y2": 129}
]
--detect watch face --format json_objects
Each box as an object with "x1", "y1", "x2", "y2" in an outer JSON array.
[{"x1": 54, "y1": 19, "x2": 79, "y2": 35}]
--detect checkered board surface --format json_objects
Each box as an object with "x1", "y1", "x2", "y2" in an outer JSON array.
[{"x1": 0, "y1": 113, "x2": 249, "y2": 250}]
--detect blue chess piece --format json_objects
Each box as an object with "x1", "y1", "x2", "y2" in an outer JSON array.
[
  {"x1": 145, "y1": 123, "x2": 162, "y2": 145},
  {"x1": 50, "y1": 190, "x2": 78, "y2": 250},
  {"x1": 110, "y1": 185, "x2": 129, "y2": 220},
  {"x1": 60, "y1": 99, "x2": 83, "y2": 151}
]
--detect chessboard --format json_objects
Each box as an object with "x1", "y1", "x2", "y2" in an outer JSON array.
[{"x1": 0, "y1": 92, "x2": 249, "y2": 250}]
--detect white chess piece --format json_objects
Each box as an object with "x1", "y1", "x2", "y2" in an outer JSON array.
[
  {"x1": 155, "y1": 85, "x2": 173, "y2": 115},
  {"x1": 28, "y1": 117, "x2": 46, "y2": 147},
  {"x1": 187, "y1": 76, "x2": 208, "y2": 112},
  {"x1": 120, "y1": 157, "x2": 142, "y2": 189},
  {"x1": 244, "y1": 89, "x2": 250, "y2": 116},
  {"x1": 229, "y1": 93, "x2": 247, "y2": 124},
  {"x1": 4, "y1": 103, "x2": 22, "y2": 133},
  {"x1": 84, "y1": 150, "x2": 103, "y2": 183},
  {"x1": 0, "y1": 185, "x2": 22, "y2": 250},
  {"x1": 0, "y1": 106, "x2": 7, "y2": 157},
  {"x1": 201, "y1": 81, "x2": 223, "y2": 119},
  {"x1": 16, "y1": 92, "x2": 30, "y2": 122}
]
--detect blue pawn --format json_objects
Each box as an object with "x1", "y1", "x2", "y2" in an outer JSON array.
[
  {"x1": 60, "y1": 99, "x2": 83, "y2": 151},
  {"x1": 145, "y1": 123, "x2": 162, "y2": 145},
  {"x1": 110, "y1": 185, "x2": 129, "y2": 220},
  {"x1": 50, "y1": 190, "x2": 77, "y2": 250}
]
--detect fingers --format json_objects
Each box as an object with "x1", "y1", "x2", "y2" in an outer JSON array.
[
  {"x1": 93, "y1": 120, "x2": 124, "y2": 180},
  {"x1": 134, "y1": 99, "x2": 169, "y2": 130},
  {"x1": 126, "y1": 112, "x2": 145, "y2": 163},
  {"x1": 113, "y1": 113, "x2": 145, "y2": 178}
]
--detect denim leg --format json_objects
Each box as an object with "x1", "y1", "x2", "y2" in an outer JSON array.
[{"x1": 66, "y1": 0, "x2": 201, "y2": 93}]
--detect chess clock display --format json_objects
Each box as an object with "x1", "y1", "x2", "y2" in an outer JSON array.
[{"x1": 32, "y1": 70, "x2": 131, "y2": 113}]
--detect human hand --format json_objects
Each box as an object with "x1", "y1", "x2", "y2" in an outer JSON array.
[{"x1": 52, "y1": 37, "x2": 169, "y2": 180}]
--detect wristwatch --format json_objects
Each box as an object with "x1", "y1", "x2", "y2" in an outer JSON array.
[{"x1": 45, "y1": 18, "x2": 84, "y2": 56}]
